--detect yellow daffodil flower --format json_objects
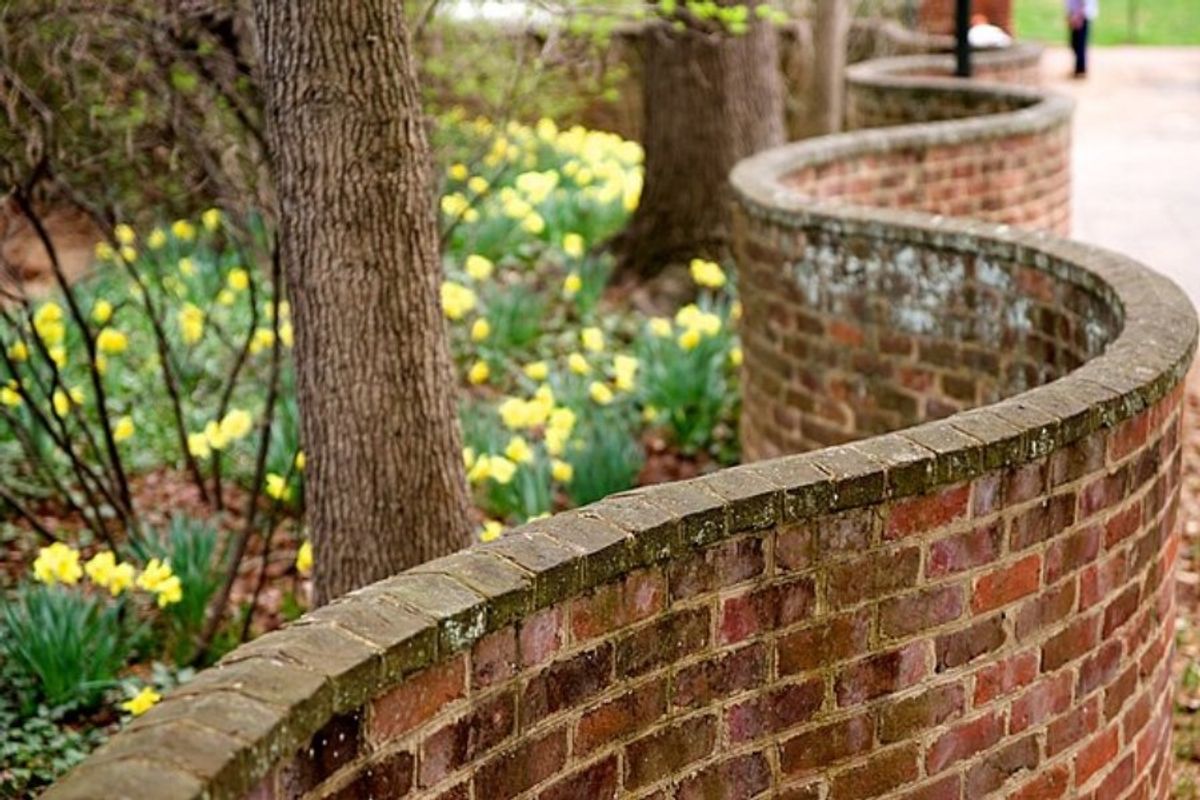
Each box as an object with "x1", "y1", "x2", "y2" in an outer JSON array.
[
  {"x1": 689, "y1": 258, "x2": 727, "y2": 288},
  {"x1": 171, "y1": 219, "x2": 196, "y2": 241},
  {"x1": 296, "y1": 541, "x2": 313, "y2": 575},
  {"x1": 465, "y1": 254, "x2": 494, "y2": 281},
  {"x1": 488, "y1": 455, "x2": 517, "y2": 484},
  {"x1": 523, "y1": 361, "x2": 549, "y2": 381},
  {"x1": 265, "y1": 473, "x2": 291, "y2": 501},
  {"x1": 227, "y1": 268, "x2": 250, "y2": 291},
  {"x1": 614, "y1": 354, "x2": 639, "y2": 391},
  {"x1": 562, "y1": 233, "x2": 585, "y2": 258},
  {"x1": 202, "y1": 208, "x2": 222, "y2": 232},
  {"x1": 581, "y1": 327, "x2": 604, "y2": 353},
  {"x1": 563, "y1": 273, "x2": 582, "y2": 298},
  {"x1": 471, "y1": 318, "x2": 491, "y2": 342},
  {"x1": 96, "y1": 328, "x2": 128, "y2": 355},
  {"x1": 589, "y1": 382, "x2": 614, "y2": 405},
  {"x1": 92, "y1": 300, "x2": 113, "y2": 325},
  {"x1": 504, "y1": 436, "x2": 534, "y2": 464},
  {"x1": 568, "y1": 352, "x2": 590, "y2": 375},
  {"x1": 33, "y1": 543, "x2": 83, "y2": 586},
  {"x1": 730, "y1": 346, "x2": 744, "y2": 367},
  {"x1": 113, "y1": 416, "x2": 135, "y2": 442},
  {"x1": 147, "y1": 229, "x2": 167, "y2": 250},
  {"x1": 114, "y1": 224, "x2": 136, "y2": 245},
  {"x1": 121, "y1": 687, "x2": 161, "y2": 717},
  {"x1": 551, "y1": 459, "x2": 574, "y2": 483},
  {"x1": 441, "y1": 281, "x2": 477, "y2": 321},
  {"x1": 480, "y1": 520, "x2": 504, "y2": 542},
  {"x1": 468, "y1": 360, "x2": 490, "y2": 385},
  {"x1": 679, "y1": 327, "x2": 702, "y2": 350}
]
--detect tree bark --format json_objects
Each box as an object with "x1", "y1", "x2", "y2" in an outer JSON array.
[
  {"x1": 812, "y1": 0, "x2": 849, "y2": 134},
  {"x1": 613, "y1": 18, "x2": 785, "y2": 279},
  {"x1": 251, "y1": 0, "x2": 473, "y2": 604}
]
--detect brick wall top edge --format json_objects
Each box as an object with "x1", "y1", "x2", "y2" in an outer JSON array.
[{"x1": 43, "y1": 46, "x2": 1197, "y2": 800}]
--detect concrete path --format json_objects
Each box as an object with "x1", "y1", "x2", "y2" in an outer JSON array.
[{"x1": 1039, "y1": 46, "x2": 1200, "y2": 305}]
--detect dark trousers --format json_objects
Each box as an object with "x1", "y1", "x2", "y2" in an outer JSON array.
[{"x1": 1071, "y1": 18, "x2": 1090, "y2": 75}]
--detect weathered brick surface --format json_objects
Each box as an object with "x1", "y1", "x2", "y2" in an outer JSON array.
[{"x1": 46, "y1": 41, "x2": 1197, "y2": 800}]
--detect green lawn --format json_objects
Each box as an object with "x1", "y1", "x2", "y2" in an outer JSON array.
[{"x1": 1013, "y1": 0, "x2": 1200, "y2": 45}]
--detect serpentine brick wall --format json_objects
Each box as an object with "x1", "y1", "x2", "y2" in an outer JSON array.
[{"x1": 46, "y1": 50, "x2": 1197, "y2": 800}]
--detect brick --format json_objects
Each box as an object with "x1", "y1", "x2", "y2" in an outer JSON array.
[
  {"x1": 895, "y1": 774, "x2": 962, "y2": 800},
  {"x1": 727, "y1": 678, "x2": 824, "y2": 742},
  {"x1": 570, "y1": 569, "x2": 665, "y2": 641},
  {"x1": 675, "y1": 751, "x2": 771, "y2": 800},
  {"x1": 719, "y1": 577, "x2": 816, "y2": 644},
  {"x1": 519, "y1": 606, "x2": 564, "y2": 667},
  {"x1": 1009, "y1": 494, "x2": 1074, "y2": 550},
  {"x1": 616, "y1": 607, "x2": 709, "y2": 677},
  {"x1": 779, "y1": 714, "x2": 874, "y2": 776},
  {"x1": 1079, "y1": 470, "x2": 1127, "y2": 519},
  {"x1": 1043, "y1": 524, "x2": 1101, "y2": 584},
  {"x1": 973, "y1": 650, "x2": 1038, "y2": 704},
  {"x1": 879, "y1": 683, "x2": 965, "y2": 743},
  {"x1": 777, "y1": 509, "x2": 876, "y2": 571},
  {"x1": 538, "y1": 756, "x2": 618, "y2": 800},
  {"x1": 324, "y1": 750, "x2": 414, "y2": 800},
  {"x1": 1074, "y1": 724, "x2": 1119, "y2": 785},
  {"x1": 473, "y1": 727, "x2": 567, "y2": 800},
  {"x1": 835, "y1": 642, "x2": 929, "y2": 707},
  {"x1": 624, "y1": 715, "x2": 717, "y2": 789},
  {"x1": 1004, "y1": 462, "x2": 1046, "y2": 506},
  {"x1": 925, "y1": 711, "x2": 1004, "y2": 774},
  {"x1": 1041, "y1": 615, "x2": 1098, "y2": 671},
  {"x1": 1093, "y1": 753, "x2": 1135, "y2": 800},
  {"x1": 1010, "y1": 763, "x2": 1070, "y2": 799},
  {"x1": 419, "y1": 692, "x2": 515, "y2": 787},
  {"x1": 1104, "y1": 504, "x2": 1142, "y2": 548},
  {"x1": 965, "y1": 735, "x2": 1038, "y2": 796},
  {"x1": 521, "y1": 644, "x2": 612, "y2": 725},
  {"x1": 669, "y1": 537, "x2": 764, "y2": 600},
  {"x1": 472, "y1": 628, "x2": 517, "y2": 690},
  {"x1": 927, "y1": 522, "x2": 1002, "y2": 577},
  {"x1": 1010, "y1": 671, "x2": 1073, "y2": 733},
  {"x1": 829, "y1": 743, "x2": 919, "y2": 799},
  {"x1": 283, "y1": 711, "x2": 363, "y2": 794},
  {"x1": 1077, "y1": 639, "x2": 1123, "y2": 697},
  {"x1": 372, "y1": 656, "x2": 465, "y2": 742},
  {"x1": 575, "y1": 678, "x2": 666, "y2": 755},
  {"x1": 1104, "y1": 663, "x2": 1138, "y2": 721},
  {"x1": 1014, "y1": 579, "x2": 1076, "y2": 641},
  {"x1": 828, "y1": 547, "x2": 920, "y2": 608},
  {"x1": 778, "y1": 608, "x2": 872, "y2": 675},
  {"x1": 880, "y1": 585, "x2": 964, "y2": 638},
  {"x1": 936, "y1": 615, "x2": 1006, "y2": 670},
  {"x1": 1102, "y1": 583, "x2": 1140, "y2": 637},
  {"x1": 972, "y1": 554, "x2": 1041, "y2": 613},
  {"x1": 1110, "y1": 411, "x2": 1151, "y2": 462},
  {"x1": 673, "y1": 643, "x2": 766, "y2": 708},
  {"x1": 1047, "y1": 695, "x2": 1100, "y2": 756},
  {"x1": 885, "y1": 484, "x2": 970, "y2": 540}
]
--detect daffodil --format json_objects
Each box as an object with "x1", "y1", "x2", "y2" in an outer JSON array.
[
  {"x1": 114, "y1": 224, "x2": 136, "y2": 245},
  {"x1": 171, "y1": 219, "x2": 196, "y2": 241},
  {"x1": 504, "y1": 436, "x2": 534, "y2": 464},
  {"x1": 471, "y1": 318, "x2": 491, "y2": 342},
  {"x1": 294, "y1": 450, "x2": 306, "y2": 471},
  {"x1": 113, "y1": 416, "x2": 135, "y2": 442},
  {"x1": 589, "y1": 382, "x2": 614, "y2": 405},
  {"x1": 568, "y1": 352, "x2": 590, "y2": 375},
  {"x1": 147, "y1": 228, "x2": 167, "y2": 250},
  {"x1": 730, "y1": 346, "x2": 744, "y2": 367},
  {"x1": 6, "y1": 340, "x2": 28, "y2": 362},
  {"x1": 679, "y1": 327, "x2": 702, "y2": 350},
  {"x1": 155, "y1": 575, "x2": 183, "y2": 607},
  {"x1": 85, "y1": 551, "x2": 134, "y2": 596},
  {"x1": 249, "y1": 328, "x2": 275, "y2": 354},
  {"x1": 465, "y1": 254, "x2": 494, "y2": 281},
  {"x1": 265, "y1": 473, "x2": 291, "y2": 501},
  {"x1": 121, "y1": 687, "x2": 161, "y2": 717},
  {"x1": 463, "y1": 447, "x2": 476, "y2": 470},
  {"x1": 581, "y1": 327, "x2": 604, "y2": 353},
  {"x1": 96, "y1": 328, "x2": 128, "y2": 355},
  {"x1": 279, "y1": 323, "x2": 295, "y2": 348},
  {"x1": 94, "y1": 241, "x2": 115, "y2": 261},
  {"x1": 468, "y1": 360, "x2": 490, "y2": 385},
  {"x1": 614, "y1": 354, "x2": 639, "y2": 391},
  {"x1": 520, "y1": 212, "x2": 546, "y2": 235},
  {"x1": 219, "y1": 408, "x2": 253, "y2": 441},
  {"x1": 480, "y1": 520, "x2": 504, "y2": 542},
  {"x1": 136, "y1": 558, "x2": 174, "y2": 592},
  {"x1": 119, "y1": 246, "x2": 137, "y2": 263},
  {"x1": 551, "y1": 459, "x2": 574, "y2": 483},
  {"x1": 523, "y1": 361, "x2": 549, "y2": 381},
  {"x1": 448, "y1": 162, "x2": 469, "y2": 181},
  {"x1": 201, "y1": 208, "x2": 222, "y2": 232},
  {"x1": 441, "y1": 281, "x2": 477, "y2": 321},
  {"x1": 187, "y1": 432, "x2": 212, "y2": 459},
  {"x1": 226, "y1": 269, "x2": 249, "y2": 293},
  {"x1": 548, "y1": 407, "x2": 576, "y2": 435},
  {"x1": 488, "y1": 455, "x2": 517, "y2": 484},
  {"x1": 562, "y1": 233, "x2": 585, "y2": 258},
  {"x1": 92, "y1": 300, "x2": 113, "y2": 325},
  {"x1": 32, "y1": 543, "x2": 82, "y2": 586},
  {"x1": 468, "y1": 176, "x2": 489, "y2": 195},
  {"x1": 689, "y1": 258, "x2": 727, "y2": 288},
  {"x1": 296, "y1": 541, "x2": 313, "y2": 575},
  {"x1": 563, "y1": 273, "x2": 582, "y2": 298},
  {"x1": 217, "y1": 289, "x2": 236, "y2": 306},
  {"x1": 0, "y1": 383, "x2": 21, "y2": 407},
  {"x1": 178, "y1": 257, "x2": 196, "y2": 277},
  {"x1": 48, "y1": 346, "x2": 66, "y2": 367}
]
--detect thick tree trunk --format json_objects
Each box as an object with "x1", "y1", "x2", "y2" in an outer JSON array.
[
  {"x1": 812, "y1": 0, "x2": 849, "y2": 134},
  {"x1": 614, "y1": 19, "x2": 785, "y2": 279},
  {"x1": 251, "y1": 0, "x2": 473, "y2": 604}
]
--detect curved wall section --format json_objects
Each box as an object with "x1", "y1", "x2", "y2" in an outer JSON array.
[{"x1": 47, "y1": 50, "x2": 1197, "y2": 800}]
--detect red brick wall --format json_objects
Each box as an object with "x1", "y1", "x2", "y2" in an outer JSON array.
[
  {"x1": 235, "y1": 388, "x2": 1183, "y2": 800},
  {"x1": 920, "y1": 0, "x2": 1015, "y2": 35}
]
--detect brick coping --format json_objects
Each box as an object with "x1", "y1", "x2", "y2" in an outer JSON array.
[{"x1": 44, "y1": 52, "x2": 1198, "y2": 800}]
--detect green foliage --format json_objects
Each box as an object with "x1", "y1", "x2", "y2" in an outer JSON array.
[
  {"x1": 564, "y1": 413, "x2": 644, "y2": 505},
  {"x1": 144, "y1": 515, "x2": 226, "y2": 663},
  {"x1": 0, "y1": 585, "x2": 132, "y2": 710},
  {"x1": 637, "y1": 296, "x2": 740, "y2": 457}
]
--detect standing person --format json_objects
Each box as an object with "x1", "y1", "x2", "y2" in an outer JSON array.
[{"x1": 1067, "y1": 0, "x2": 1099, "y2": 77}]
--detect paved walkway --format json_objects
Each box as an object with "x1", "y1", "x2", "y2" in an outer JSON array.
[{"x1": 1039, "y1": 46, "x2": 1200, "y2": 305}]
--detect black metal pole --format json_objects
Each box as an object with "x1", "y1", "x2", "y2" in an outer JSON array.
[{"x1": 955, "y1": 0, "x2": 972, "y2": 77}]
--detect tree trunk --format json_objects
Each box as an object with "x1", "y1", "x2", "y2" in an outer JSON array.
[
  {"x1": 812, "y1": 0, "x2": 849, "y2": 134},
  {"x1": 251, "y1": 0, "x2": 473, "y2": 604},
  {"x1": 613, "y1": 18, "x2": 785, "y2": 279}
]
